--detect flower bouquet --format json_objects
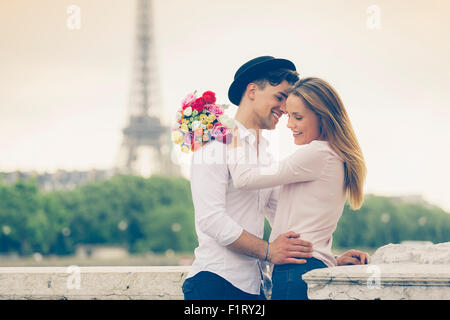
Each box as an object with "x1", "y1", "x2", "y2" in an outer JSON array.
[{"x1": 172, "y1": 90, "x2": 235, "y2": 153}]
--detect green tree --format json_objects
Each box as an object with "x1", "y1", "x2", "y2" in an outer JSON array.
[{"x1": 1, "y1": 176, "x2": 449, "y2": 256}]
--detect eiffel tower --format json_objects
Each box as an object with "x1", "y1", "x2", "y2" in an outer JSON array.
[{"x1": 116, "y1": 0, "x2": 180, "y2": 177}]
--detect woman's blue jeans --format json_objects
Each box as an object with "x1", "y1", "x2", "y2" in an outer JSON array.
[{"x1": 271, "y1": 257, "x2": 327, "y2": 300}]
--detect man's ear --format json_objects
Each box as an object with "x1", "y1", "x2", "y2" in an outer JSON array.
[{"x1": 245, "y1": 83, "x2": 258, "y2": 101}]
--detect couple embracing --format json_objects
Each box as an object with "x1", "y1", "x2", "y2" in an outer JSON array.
[{"x1": 182, "y1": 56, "x2": 369, "y2": 300}]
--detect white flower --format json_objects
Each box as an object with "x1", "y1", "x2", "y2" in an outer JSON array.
[
  {"x1": 176, "y1": 111, "x2": 182, "y2": 121},
  {"x1": 183, "y1": 106, "x2": 192, "y2": 117},
  {"x1": 191, "y1": 120, "x2": 202, "y2": 130}
]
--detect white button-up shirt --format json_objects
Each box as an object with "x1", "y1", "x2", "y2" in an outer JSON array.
[{"x1": 187, "y1": 120, "x2": 278, "y2": 295}]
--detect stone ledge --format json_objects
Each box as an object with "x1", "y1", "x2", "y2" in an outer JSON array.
[
  {"x1": 303, "y1": 242, "x2": 450, "y2": 300},
  {"x1": 0, "y1": 266, "x2": 191, "y2": 300},
  {"x1": 304, "y1": 264, "x2": 450, "y2": 286},
  {"x1": 3, "y1": 242, "x2": 450, "y2": 300},
  {"x1": 303, "y1": 263, "x2": 450, "y2": 300}
]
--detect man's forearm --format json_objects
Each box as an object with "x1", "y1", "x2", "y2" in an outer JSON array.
[{"x1": 226, "y1": 230, "x2": 268, "y2": 260}]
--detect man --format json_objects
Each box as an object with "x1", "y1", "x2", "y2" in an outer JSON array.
[{"x1": 182, "y1": 56, "x2": 369, "y2": 300}]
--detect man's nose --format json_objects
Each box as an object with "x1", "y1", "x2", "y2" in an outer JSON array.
[{"x1": 280, "y1": 105, "x2": 287, "y2": 114}]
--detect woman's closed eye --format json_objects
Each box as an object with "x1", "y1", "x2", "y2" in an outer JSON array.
[{"x1": 287, "y1": 114, "x2": 303, "y2": 120}]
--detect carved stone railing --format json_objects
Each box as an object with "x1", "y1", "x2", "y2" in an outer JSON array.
[
  {"x1": 0, "y1": 266, "x2": 190, "y2": 300},
  {"x1": 303, "y1": 242, "x2": 450, "y2": 300},
  {"x1": 1, "y1": 243, "x2": 449, "y2": 300}
]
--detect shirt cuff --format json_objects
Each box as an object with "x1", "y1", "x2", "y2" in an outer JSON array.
[
  {"x1": 197, "y1": 211, "x2": 244, "y2": 247},
  {"x1": 220, "y1": 224, "x2": 244, "y2": 247}
]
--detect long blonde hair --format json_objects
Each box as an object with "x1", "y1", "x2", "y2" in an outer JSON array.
[{"x1": 288, "y1": 77, "x2": 367, "y2": 210}]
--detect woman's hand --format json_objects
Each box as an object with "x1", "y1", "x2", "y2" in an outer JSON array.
[{"x1": 336, "y1": 249, "x2": 370, "y2": 265}]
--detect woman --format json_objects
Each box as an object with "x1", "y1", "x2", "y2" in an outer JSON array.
[{"x1": 227, "y1": 77, "x2": 367, "y2": 300}]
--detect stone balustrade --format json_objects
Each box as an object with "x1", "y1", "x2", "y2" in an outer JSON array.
[
  {"x1": 1, "y1": 243, "x2": 449, "y2": 300},
  {"x1": 0, "y1": 266, "x2": 190, "y2": 300},
  {"x1": 303, "y1": 242, "x2": 450, "y2": 300}
]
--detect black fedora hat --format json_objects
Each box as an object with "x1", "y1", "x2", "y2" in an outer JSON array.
[{"x1": 228, "y1": 56, "x2": 297, "y2": 106}]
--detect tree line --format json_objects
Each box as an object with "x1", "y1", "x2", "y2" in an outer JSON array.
[{"x1": 0, "y1": 175, "x2": 448, "y2": 256}]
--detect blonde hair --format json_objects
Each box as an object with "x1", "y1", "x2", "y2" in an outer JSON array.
[{"x1": 288, "y1": 77, "x2": 367, "y2": 210}]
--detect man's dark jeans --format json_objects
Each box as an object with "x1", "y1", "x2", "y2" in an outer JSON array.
[
  {"x1": 271, "y1": 257, "x2": 327, "y2": 300},
  {"x1": 182, "y1": 271, "x2": 266, "y2": 300}
]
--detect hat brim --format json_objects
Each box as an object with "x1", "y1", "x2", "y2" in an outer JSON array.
[{"x1": 228, "y1": 58, "x2": 296, "y2": 106}]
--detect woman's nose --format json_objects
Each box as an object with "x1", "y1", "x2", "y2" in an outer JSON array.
[{"x1": 287, "y1": 117, "x2": 294, "y2": 129}]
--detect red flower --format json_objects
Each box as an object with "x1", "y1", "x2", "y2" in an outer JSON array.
[
  {"x1": 202, "y1": 91, "x2": 216, "y2": 104},
  {"x1": 192, "y1": 97, "x2": 205, "y2": 113}
]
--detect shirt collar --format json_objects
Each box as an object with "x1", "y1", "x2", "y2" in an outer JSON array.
[{"x1": 234, "y1": 119, "x2": 269, "y2": 149}]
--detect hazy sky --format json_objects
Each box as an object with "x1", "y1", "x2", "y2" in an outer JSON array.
[{"x1": 1, "y1": 0, "x2": 449, "y2": 211}]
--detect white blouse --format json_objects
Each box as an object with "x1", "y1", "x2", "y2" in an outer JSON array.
[{"x1": 228, "y1": 139, "x2": 347, "y2": 267}]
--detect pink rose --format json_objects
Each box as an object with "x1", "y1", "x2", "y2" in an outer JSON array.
[
  {"x1": 218, "y1": 131, "x2": 232, "y2": 144},
  {"x1": 211, "y1": 123, "x2": 232, "y2": 144},
  {"x1": 181, "y1": 92, "x2": 197, "y2": 109},
  {"x1": 183, "y1": 131, "x2": 194, "y2": 145},
  {"x1": 205, "y1": 104, "x2": 224, "y2": 117}
]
